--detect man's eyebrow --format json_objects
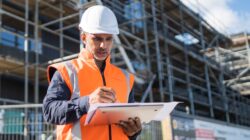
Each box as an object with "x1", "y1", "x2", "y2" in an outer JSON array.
[
  {"x1": 106, "y1": 36, "x2": 113, "y2": 39},
  {"x1": 93, "y1": 36, "x2": 113, "y2": 39},
  {"x1": 94, "y1": 36, "x2": 102, "y2": 39}
]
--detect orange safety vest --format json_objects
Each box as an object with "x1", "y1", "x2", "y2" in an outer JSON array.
[{"x1": 47, "y1": 49, "x2": 134, "y2": 140}]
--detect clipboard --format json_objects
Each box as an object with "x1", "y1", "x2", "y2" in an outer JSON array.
[{"x1": 84, "y1": 103, "x2": 177, "y2": 126}]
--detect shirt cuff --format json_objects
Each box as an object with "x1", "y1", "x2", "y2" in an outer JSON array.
[
  {"x1": 129, "y1": 130, "x2": 141, "y2": 140},
  {"x1": 79, "y1": 96, "x2": 90, "y2": 114}
]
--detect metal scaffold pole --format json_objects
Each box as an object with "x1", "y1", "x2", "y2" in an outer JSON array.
[
  {"x1": 151, "y1": 0, "x2": 164, "y2": 102},
  {"x1": 0, "y1": 0, "x2": 2, "y2": 99},
  {"x1": 142, "y1": 0, "x2": 153, "y2": 102},
  {"x1": 216, "y1": 39, "x2": 230, "y2": 122},
  {"x1": 160, "y1": 0, "x2": 174, "y2": 101},
  {"x1": 198, "y1": 13, "x2": 214, "y2": 117},
  {"x1": 179, "y1": 1, "x2": 195, "y2": 115},
  {"x1": 34, "y1": 0, "x2": 39, "y2": 104},
  {"x1": 34, "y1": 1, "x2": 39, "y2": 139},
  {"x1": 24, "y1": 0, "x2": 29, "y2": 106},
  {"x1": 245, "y1": 32, "x2": 250, "y2": 66},
  {"x1": 79, "y1": 0, "x2": 86, "y2": 51},
  {"x1": 60, "y1": 1, "x2": 64, "y2": 57},
  {"x1": 0, "y1": 0, "x2": 2, "y2": 44},
  {"x1": 220, "y1": 40, "x2": 230, "y2": 123},
  {"x1": 24, "y1": 0, "x2": 29, "y2": 139}
]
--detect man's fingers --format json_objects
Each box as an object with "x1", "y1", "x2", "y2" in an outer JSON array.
[
  {"x1": 134, "y1": 117, "x2": 142, "y2": 130},
  {"x1": 100, "y1": 93, "x2": 116, "y2": 102},
  {"x1": 128, "y1": 118, "x2": 138, "y2": 132},
  {"x1": 118, "y1": 119, "x2": 141, "y2": 136},
  {"x1": 98, "y1": 90, "x2": 116, "y2": 103},
  {"x1": 100, "y1": 87, "x2": 114, "y2": 92},
  {"x1": 100, "y1": 87, "x2": 116, "y2": 98},
  {"x1": 119, "y1": 121, "x2": 129, "y2": 133},
  {"x1": 99, "y1": 95, "x2": 115, "y2": 103},
  {"x1": 89, "y1": 87, "x2": 117, "y2": 104},
  {"x1": 98, "y1": 88, "x2": 116, "y2": 103}
]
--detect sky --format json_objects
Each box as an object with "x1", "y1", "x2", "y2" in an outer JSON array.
[{"x1": 180, "y1": 0, "x2": 250, "y2": 35}]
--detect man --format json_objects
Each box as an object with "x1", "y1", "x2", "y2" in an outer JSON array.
[{"x1": 43, "y1": 5, "x2": 142, "y2": 140}]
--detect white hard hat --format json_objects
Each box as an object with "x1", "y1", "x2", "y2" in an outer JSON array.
[{"x1": 79, "y1": 5, "x2": 119, "y2": 34}]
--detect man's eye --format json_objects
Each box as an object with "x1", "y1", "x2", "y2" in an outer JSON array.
[
  {"x1": 106, "y1": 38, "x2": 113, "y2": 41},
  {"x1": 93, "y1": 37, "x2": 102, "y2": 42}
]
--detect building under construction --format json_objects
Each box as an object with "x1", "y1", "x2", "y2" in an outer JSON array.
[{"x1": 0, "y1": 0, "x2": 250, "y2": 139}]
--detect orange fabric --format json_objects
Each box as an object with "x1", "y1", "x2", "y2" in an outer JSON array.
[
  {"x1": 47, "y1": 62, "x2": 73, "y2": 93},
  {"x1": 47, "y1": 49, "x2": 134, "y2": 140},
  {"x1": 56, "y1": 124, "x2": 73, "y2": 140}
]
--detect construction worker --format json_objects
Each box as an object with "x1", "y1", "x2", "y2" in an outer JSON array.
[{"x1": 43, "y1": 5, "x2": 142, "y2": 140}]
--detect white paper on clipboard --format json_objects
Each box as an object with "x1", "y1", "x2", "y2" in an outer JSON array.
[{"x1": 84, "y1": 102, "x2": 179, "y2": 126}]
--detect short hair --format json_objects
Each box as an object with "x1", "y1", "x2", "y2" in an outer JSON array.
[{"x1": 79, "y1": 27, "x2": 85, "y2": 35}]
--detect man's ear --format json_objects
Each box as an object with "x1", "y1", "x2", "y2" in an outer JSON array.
[{"x1": 81, "y1": 34, "x2": 86, "y2": 44}]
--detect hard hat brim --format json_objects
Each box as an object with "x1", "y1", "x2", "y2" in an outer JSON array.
[{"x1": 80, "y1": 25, "x2": 119, "y2": 35}]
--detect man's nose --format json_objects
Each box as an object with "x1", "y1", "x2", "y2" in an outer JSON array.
[{"x1": 100, "y1": 41, "x2": 107, "y2": 49}]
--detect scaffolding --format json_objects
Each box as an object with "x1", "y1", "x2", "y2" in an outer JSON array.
[
  {"x1": 0, "y1": 0, "x2": 250, "y2": 135},
  {"x1": 223, "y1": 33, "x2": 250, "y2": 95}
]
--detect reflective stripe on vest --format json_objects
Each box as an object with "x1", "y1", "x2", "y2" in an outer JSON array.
[
  {"x1": 64, "y1": 62, "x2": 82, "y2": 140},
  {"x1": 121, "y1": 69, "x2": 131, "y2": 102},
  {"x1": 64, "y1": 62, "x2": 80, "y2": 95}
]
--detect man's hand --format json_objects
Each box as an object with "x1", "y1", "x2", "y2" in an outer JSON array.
[
  {"x1": 118, "y1": 117, "x2": 142, "y2": 137},
  {"x1": 89, "y1": 87, "x2": 116, "y2": 104}
]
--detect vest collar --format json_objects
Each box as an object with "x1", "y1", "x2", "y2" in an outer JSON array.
[{"x1": 78, "y1": 48, "x2": 111, "y2": 71}]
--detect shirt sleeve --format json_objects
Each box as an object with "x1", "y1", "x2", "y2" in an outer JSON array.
[
  {"x1": 43, "y1": 71, "x2": 89, "y2": 125},
  {"x1": 129, "y1": 130, "x2": 141, "y2": 140},
  {"x1": 128, "y1": 89, "x2": 135, "y2": 103}
]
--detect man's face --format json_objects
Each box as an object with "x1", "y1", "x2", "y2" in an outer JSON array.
[{"x1": 81, "y1": 33, "x2": 113, "y2": 61}]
